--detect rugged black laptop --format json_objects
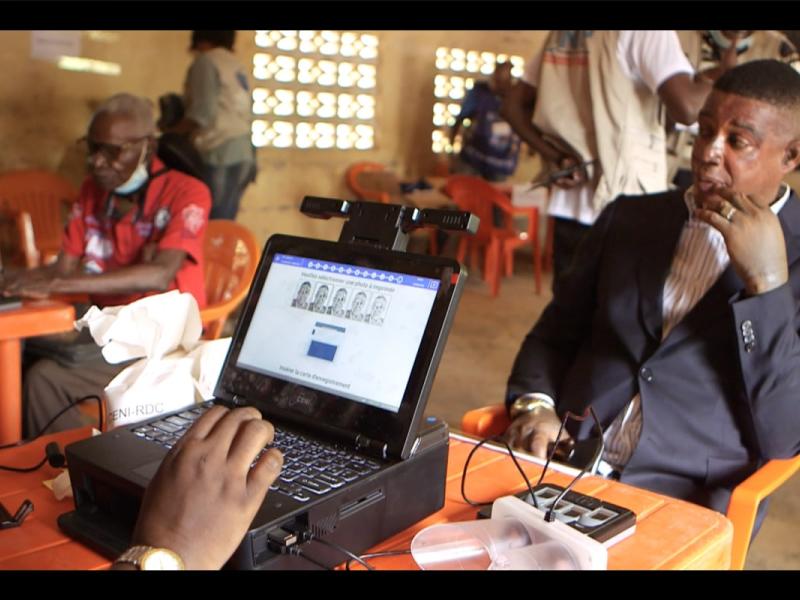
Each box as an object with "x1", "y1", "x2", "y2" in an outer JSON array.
[{"x1": 59, "y1": 232, "x2": 466, "y2": 569}]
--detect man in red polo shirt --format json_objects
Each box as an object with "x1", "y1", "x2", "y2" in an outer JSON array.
[{"x1": 2, "y1": 93, "x2": 211, "y2": 436}]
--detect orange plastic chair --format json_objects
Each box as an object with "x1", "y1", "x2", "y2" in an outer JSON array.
[
  {"x1": 444, "y1": 175, "x2": 541, "y2": 295},
  {"x1": 727, "y1": 454, "x2": 800, "y2": 569},
  {"x1": 0, "y1": 208, "x2": 38, "y2": 268},
  {"x1": 460, "y1": 403, "x2": 800, "y2": 569},
  {"x1": 0, "y1": 170, "x2": 78, "y2": 266},
  {"x1": 200, "y1": 220, "x2": 260, "y2": 340}
]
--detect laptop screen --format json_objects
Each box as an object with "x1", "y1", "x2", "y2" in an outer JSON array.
[
  {"x1": 237, "y1": 253, "x2": 440, "y2": 414},
  {"x1": 215, "y1": 234, "x2": 463, "y2": 459}
]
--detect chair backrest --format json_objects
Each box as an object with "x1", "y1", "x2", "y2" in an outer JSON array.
[
  {"x1": 345, "y1": 162, "x2": 402, "y2": 204},
  {"x1": 0, "y1": 208, "x2": 38, "y2": 269},
  {"x1": 200, "y1": 220, "x2": 260, "y2": 340},
  {"x1": 0, "y1": 169, "x2": 78, "y2": 266},
  {"x1": 443, "y1": 175, "x2": 511, "y2": 243}
]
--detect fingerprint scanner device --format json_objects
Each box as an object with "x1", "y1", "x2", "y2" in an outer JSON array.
[
  {"x1": 59, "y1": 198, "x2": 477, "y2": 569},
  {"x1": 411, "y1": 495, "x2": 607, "y2": 570},
  {"x1": 477, "y1": 484, "x2": 637, "y2": 547}
]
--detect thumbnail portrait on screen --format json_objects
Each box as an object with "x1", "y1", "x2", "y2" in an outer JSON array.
[
  {"x1": 327, "y1": 287, "x2": 349, "y2": 317},
  {"x1": 309, "y1": 284, "x2": 330, "y2": 313},
  {"x1": 291, "y1": 281, "x2": 312, "y2": 309}
]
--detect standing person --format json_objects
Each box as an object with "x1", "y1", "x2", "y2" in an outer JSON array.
[
  {"x1": 449, "y1": 61, "x2": 521, "y2": 184},
  {"x1": 164, "y1": 31, "x2": 255, "y2": 220},
  {"x1": 502, "y1": 31, "x2": 736, "y2": 284}
]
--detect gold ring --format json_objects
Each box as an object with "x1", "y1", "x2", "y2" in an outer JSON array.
[{"x1": 724, "y1": 206, "x2": 736, "y2": 222}]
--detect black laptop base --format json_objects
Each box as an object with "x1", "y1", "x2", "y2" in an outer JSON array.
[{"x1": 59, "y1": 418, "x2": 449, "y2": 570}]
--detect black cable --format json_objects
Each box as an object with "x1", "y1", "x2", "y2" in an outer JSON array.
[
  {"x1": 460, "y1": 435, "x2": 538, "y2": 509},
  {"x1": 345, "y1": 549, "x2": 412, "y2": 571},
  {"x1": 311, "y1": 536, "x2": 374, "y2": 571},
  {"x1": 535, "y1": 411, "x2": 570, "y2": 488},
  {"x1": 0, "y1": 455, "x2": 47, "y2": 473},
  {"x1": 544, "y1": 408, "x2": 605, "y2": 523},
  {"x1": 291, "y1": 548, "x2": 332, "y2": 571},
  {"x1": 0, "y1": 394, "x2": 102, "y2": 451},
  {"x1": 0, "y1": 394, "x2": 102, "y2": 472}
]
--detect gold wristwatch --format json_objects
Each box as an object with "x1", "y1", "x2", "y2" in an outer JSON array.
[
  {"x1": 115, "y1": 545, "x2": 185, "y2": 570},
  {"x1": 509, "y1": 394, "x2": 556, "y2": 420}
]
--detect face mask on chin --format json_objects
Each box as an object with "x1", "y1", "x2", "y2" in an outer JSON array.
[
  {"x1": 708, "y1": 30, "x2": 753, "y2": 53},
  {"x1": 114, "y1": 142, "x2": 150, "y2": 196}
]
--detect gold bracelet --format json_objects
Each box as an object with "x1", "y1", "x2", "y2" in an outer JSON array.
[{"x1": 509, "y1": 394, "x2": 556, "y2": 420}]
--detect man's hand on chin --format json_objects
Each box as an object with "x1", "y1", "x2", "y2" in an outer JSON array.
[{"x1": 695, "y1": 185, "x2": 788, "y2": 296}]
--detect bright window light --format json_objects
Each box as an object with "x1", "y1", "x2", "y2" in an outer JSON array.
[
  {"x1": 252, "y1": 31, "x2": 378, "y2": 149},
  {"x1": 58, "y1": 56, "x2": 121, "y2": 76},
  {"x1": 431, "y1": 47, "x2": 523, "y2": 154}
]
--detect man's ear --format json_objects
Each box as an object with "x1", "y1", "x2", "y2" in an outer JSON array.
[{"x1": 782, "y1": 140, "x2": 800, "y2": 173}]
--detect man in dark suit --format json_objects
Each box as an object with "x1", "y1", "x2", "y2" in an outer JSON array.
[{"x1": 503, "y1": 60, "x2": 800, "y2": 518}]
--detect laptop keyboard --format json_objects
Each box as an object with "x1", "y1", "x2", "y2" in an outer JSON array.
[{"x1": 130, "y1": 402, "x2": 382, "y2": 504}]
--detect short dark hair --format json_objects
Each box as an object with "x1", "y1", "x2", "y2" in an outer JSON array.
[
  {"x1": 191, "y1": 31, "x2": 236, "y2": 50},
  {"x1": 714, "y1": 59, "x2": 800, "y2": 112}
]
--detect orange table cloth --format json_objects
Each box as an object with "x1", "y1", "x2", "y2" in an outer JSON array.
[{"x1": 0, "y1": 429, "x2": 732, "y2": 570}]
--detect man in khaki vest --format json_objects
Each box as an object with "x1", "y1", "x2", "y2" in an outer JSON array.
[
  {"x1": 668, "y1": 30, "x2": 800, "y2": 187},
  {"x1": 164, "y1": 31, "x2": 256, "y2": 220},
  {"x1": 503, "y1": 31, "x2": 736, "y2": 283}
]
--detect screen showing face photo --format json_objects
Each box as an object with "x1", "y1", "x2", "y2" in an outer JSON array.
[{"x1": 236, "y1": 253, "x2": 440, "y2": 413}]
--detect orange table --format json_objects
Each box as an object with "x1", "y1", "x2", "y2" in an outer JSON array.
[
  {"x1": 352, "y1": 433, "x2": 733, "y2": 569},
  {"x1": 0, "y1": 300, "x2": 75, "y2": 445},
  {"x1": 0, "y1": 428, "x2": 732, "y2": 570}
]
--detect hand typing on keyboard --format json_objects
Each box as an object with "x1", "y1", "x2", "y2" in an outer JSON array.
[{"x1": 123, "y1": 405, "x2": 284, "y2": 570}]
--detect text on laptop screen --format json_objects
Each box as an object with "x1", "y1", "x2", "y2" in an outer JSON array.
[{"x1": 236, "y1": 253, "x2": 440, "y2": 413}]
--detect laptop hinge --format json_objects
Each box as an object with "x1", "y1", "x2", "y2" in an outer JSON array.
[{"x1": 354, "y1": 434, "x2": 388, "y2": 460}]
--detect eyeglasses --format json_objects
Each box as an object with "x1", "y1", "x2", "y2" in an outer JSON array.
[{"x1": 77, "y1": 135, "x2": 149, "y2": 163}]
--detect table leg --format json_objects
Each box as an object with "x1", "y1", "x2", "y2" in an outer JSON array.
[{"x1": 0, "y1": 338, "x2": 22, "y2": 445}]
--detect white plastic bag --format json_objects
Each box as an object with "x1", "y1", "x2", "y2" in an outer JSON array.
[{"x1": 75, "y1": 291, "x2": 232, "y2": 429}]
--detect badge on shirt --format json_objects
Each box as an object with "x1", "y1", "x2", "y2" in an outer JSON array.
[
  {"x1": 135, "y1": 222, "x2": 154, "y2": 238},
  {"x1": 84, "y1": 231, "x2": 113, "y2": 260},
  {"x1": 182, "y1": 203, "x2": 205, "y2": 236},
  {"x1": 83, "y1": 259, "x2": 104, "y2": 274},
  {"x1": 154, "y1": 208, "x2": 171, "y2": 230}
]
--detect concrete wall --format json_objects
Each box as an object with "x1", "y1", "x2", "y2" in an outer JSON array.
[
  {"x1": 239, "y1": 30, "x2": 548, "y2": 244},
  {"x1": 0, "y1": 30, "x2": 548, "y2": 245},
  {"x1": 0, "y1": 31, "x2": 193, "y2": 184}
]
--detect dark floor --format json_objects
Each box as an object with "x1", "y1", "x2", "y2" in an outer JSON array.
[{"x1": 421, "y1": 250, "x2": 800, "y2": 570}]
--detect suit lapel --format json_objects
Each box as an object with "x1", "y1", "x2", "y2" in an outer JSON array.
[{"x1": 636, "y1": 192, "x2": 689, "y2": 343}]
